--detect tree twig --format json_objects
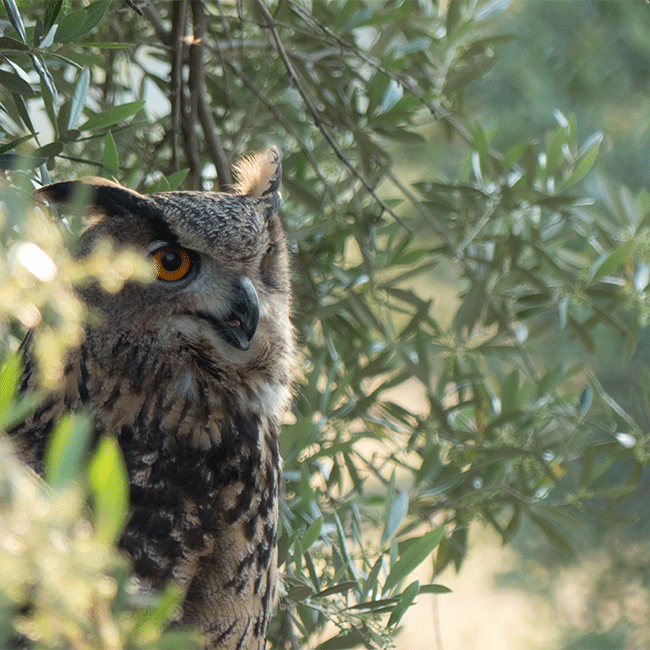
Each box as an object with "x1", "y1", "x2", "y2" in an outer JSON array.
[
  {"x1": 169, "y1": 0, "x2": 188, "y2": 173},
  {"x1": 386, "y1": 168, "x2": 540, "y2": 381},
  {"x1": 141, "y1": 0, "x2": 170, "y2": 46},
  {"x1": 192, "y1": 1, "x2": 231, "y2": 190},
  {"x1": 288, "y1": 1, "x2": 520, "y2": 174},
  {"x1": 254, "y1": 0, "x2": 411, "y2": 231},
  {"x1": 220, "y1": 57, "x2": 337, "y2": 202}
]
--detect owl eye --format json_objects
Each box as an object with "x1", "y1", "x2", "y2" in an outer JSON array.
[{"x1": 152, "y1": 247, "x2": 193, "y2": 282}]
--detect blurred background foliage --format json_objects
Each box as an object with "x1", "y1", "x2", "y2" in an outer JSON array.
[{"x1": 0, "y1": 0, "x2": 649, "y2": 649}]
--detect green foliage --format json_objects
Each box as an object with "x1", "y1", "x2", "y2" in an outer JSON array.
[
  {"x1": 0, "y1": 0, "x2": 647, "y2": 648},
  {"x1": 0, "y1": 438, "x2": 201, "y2": 649}
]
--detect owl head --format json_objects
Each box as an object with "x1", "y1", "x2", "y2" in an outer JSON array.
[{"x1": 36, "y1": 148, "x2": 293, "y2": 374}]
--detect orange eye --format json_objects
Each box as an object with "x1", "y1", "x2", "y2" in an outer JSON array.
[{"x1": 152, "y1": 247, "x2": 192, "y2": 282}]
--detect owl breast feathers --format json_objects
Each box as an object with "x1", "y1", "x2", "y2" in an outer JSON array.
[{"x1": 9, "y1": 148, "x2": 296, "y2": 650}]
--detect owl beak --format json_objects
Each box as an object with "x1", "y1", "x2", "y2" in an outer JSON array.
[
  {"x1": 218, "y1": 276, "x2": 260, "y2": 351},
  {"x1": 196, "y1": 277, "x2": 260, "y2": 351}
]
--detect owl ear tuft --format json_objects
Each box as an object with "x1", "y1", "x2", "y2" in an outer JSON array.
[
  {"x1": 232, "y1": 147, "x2": 281, "y2": 198},
  {"x1": 36, "y1": 177, "x2": 176, "y2": 241},
  {"x1": 36, "y1": 177, "x2": 144, "y2": 211},
  {"x1": 36, "y1": 177, "x2": 157, "y2": 218}
]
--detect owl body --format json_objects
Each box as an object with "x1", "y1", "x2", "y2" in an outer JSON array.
[{"x1": 10, "y1": 149, "x2": 295, "y2": 650}]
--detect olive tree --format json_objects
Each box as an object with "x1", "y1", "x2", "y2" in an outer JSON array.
[{"x1": 0, "y1": 1, "x2": 647, "y2": 648}]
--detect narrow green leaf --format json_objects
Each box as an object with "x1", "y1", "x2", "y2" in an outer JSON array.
[
  {"x1": 12, "y1": 93, "x2": 36, "y2": 133},
  {"x1": 346, "y1": 598, "x2": 399, "y2": 611},
  {"x1": 502, "y1": 142, "x2": 528, "y2": 169},
  {"x1": 55, "y1": 0, "x2": 112, "y2": 42},
  {"x1": 53, "y1": 8, "x2": 87, "y2": 42},
  {"x1": 287, "y1": 584, "x2": 314, "y2": 601},
  {"x1": 314, "y1": 581, "x2": 358, "y2": 598},
  {"x1": 334, "y1": 511, "x2": 361, "y2": 590},
  {"x1": 415, "y1": 446, "x2": 442, "y2": 487},
  {"x1": 560, "y1": 133, "x2": 602, "y2": 190},
  {"x1": 0, "y1": 353, "x2": 20, "y2": 420},
  {"x1": 0, "y1": 152, "x2": 46, "y2": 169},
  {"x1": 32, "y1": 55, "x2": 58, "y2": 103},
  {"x1": 382, "y1": 491, "x2": 408, "y2": 546},
  {"x1": 529, "y1": 512, "x2": 575, "y2": 556},
  {"x1": 578, "y1": 386, "x2": 592, "y2": 417},
  {"x1": 78, "y1": 100, "x2": 145, "y2": 132},
  {"x1": 315, "y1": 632, "x2": 364, "y2": 650},
  {"x1": 146, "y1": 174, "x2": 170, "y2": 193},
  {"x1": 43, "y1": 413, "x2": 93, "y2": 488},
  {"x1": 101, "y1": 130, "x2": 118, "y2": 177},
  {"x1": 163, "y1": 168, "x2": 190, "y2": 191},
  {"x1": 300, "y1": 517, "x2": 323, "y2": 553},
  {"x1": 388, "y1": 580, "x2": 419, "y2": 628},
  {"x1": 0, "y1": 35, "x2": 28, "y2": 50},
  {"x1": 79, "y1": 0, "x2": 112, "y2": 36},
  {"x1": 419, "y1": 583, "x2": 452, "y2": 594},
  {"x1": 39, "y1": 77, "x2": 57, "y2": 135},
  {"x1": 78, "y1": 41, "x2": 134, "y2": 49},
  {"x1": 44, "y1": 0, "x2": 63, "y2": 34},
  {"x1": 446, "y1": 0, "x2": 461, "y2": 34},
  {"x1": 146, "y1": 169, "x2": 191, "y2": 194},
  {"x1": 87, "y1": 434, "x2": 129, "y2": 545},
  {"x1": 0, "y1": 133, "x2": 38, "y2": 155},
  {"x1": 2, "y1": 0, "x2": 27, "y2": 42},
  {"x1": 500, "y1": 370, "x2": 519, "y2": 414},
  {"x1": 34, "y1": 141, "x2": 63, "y2": 158},
  {"x1": 544, "y1": 127, "x2": 568, "y2": 177},
  {"x1": 68, "y1": 68, "x2": 90, "y2": 130},
  {"x1": 589, "y1": 240, "x2": 634, "y2": 281},
  {"x1": 362, "y1": 555, "x2": 384, "y2": 597},
  {"x1": 0, "y1": 70, "x2": 35, "y2": 96},
  {"x1": 379, "y1": 79, "x2": 403, "y2": 115},
  {"x1": 384, "y1": 527, "x2": 445, "y2": 593}
]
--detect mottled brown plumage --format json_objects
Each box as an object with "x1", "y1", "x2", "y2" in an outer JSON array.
[{"x1": 10, "y1": 148, "x2": 295, "y2": 650}]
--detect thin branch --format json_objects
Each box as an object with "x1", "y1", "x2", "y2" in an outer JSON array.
[
  {"x1": 254, "y1": 0, "x2": 411, "y2": 231},
  {"x1": 191, "y1": 1, "x2": 231, "y2": 190},
  {"x1": 141, "y1": 0, "x2": 170, "y2": 45},
  {"x1": 289, "y1": 1, "x2": 519, "y2": 174},
  {"x1": 386, "y1": 168, "x2": 541, "y2": 381},
  {"x1": 184, "y1": 1, "x2": 202, "y2": 189},
  {"x1": 169, "y1": 0, "x2": 188, "y2": 173},
  {"x1": 220, "y1": 57, "x2": 337, "y2": 202}
]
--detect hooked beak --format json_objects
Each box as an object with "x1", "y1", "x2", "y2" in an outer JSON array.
[{"x1": 197, "y1": 276, "x2": 260, "y2": 351}]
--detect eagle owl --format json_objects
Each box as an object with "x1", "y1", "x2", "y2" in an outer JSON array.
[{"x1": 9, "y1": 148, "x2": 295, "y2": 650}]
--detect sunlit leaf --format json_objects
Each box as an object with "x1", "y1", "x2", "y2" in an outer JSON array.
[
  {"x1": 559, "y1": 132, "x2": 602, "y2": 190},
  {"x1": 68, "y1": 68, "x2": 90, "y2": 130},
  {"x1": 388, "y1": 580, "x2": 419, "y2": 628},
  {"x1": 78, "y1": 100, "x2": 145, "y2": 131},
  {"x1": 0, "y1": 70, "x2": 34, "y2": 96},
  {"x1": 87, "y1": 434, "x2": 129, "y2": 545},
  {"x1": 101, "y1": 130, "x2": 119, "y2": 178},
  {"x1": 384, "y1": 527, "x2": 445, "y2": 593},
  {"x1": 43, "y1": 0, "x2": 63, "y2": 34},
  {"x1": 2, "y1": 0, "x2": 27, "y2": 42},
  {"x1": 43, "y1": 413, "x2": 93, "y2": 488},
  {"x1": 0, "y1": 353, "x2": 20, "y2": 421},
  {"x1": 54, "y1": 0, "x2": 112, "y2": 42},
  {"x1": 382, "y1": 491, "x2": 408, "y2": 546}
]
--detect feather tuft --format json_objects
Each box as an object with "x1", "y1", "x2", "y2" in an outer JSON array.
[{"x1": 232, "y1": 147, "x2": 281, "y2": 197}]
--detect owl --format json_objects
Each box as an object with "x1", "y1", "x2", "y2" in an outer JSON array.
[{"x1": 9, "y1": 148, "x2": 296, "y2": 650}]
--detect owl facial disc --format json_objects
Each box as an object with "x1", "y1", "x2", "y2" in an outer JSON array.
[{"x1": 197, "y1": 275, "x2": 259, "y2": 351}]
